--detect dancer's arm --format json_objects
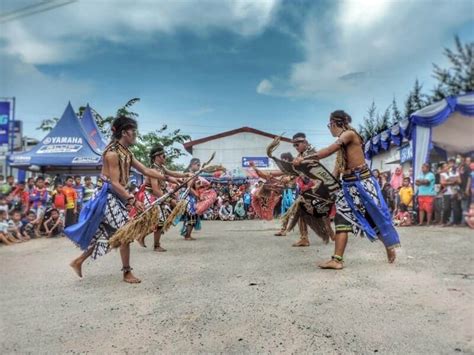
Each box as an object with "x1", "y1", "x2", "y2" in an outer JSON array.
[
  {"x1": 162, "y1": 167, "x2": 191, "y2": 179},
  {"x1": 132, "y1": 159, "x2": 166, "y2": 181},
  {"x1": 296, "y1": 131, "x2": 355, "y2": 164}
]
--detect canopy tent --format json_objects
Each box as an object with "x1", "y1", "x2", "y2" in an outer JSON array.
[
  {"x1": 80, "y1": 104, "x2": 108, "y2": 154},
  {"x1": 364, "y1": 118, "x2": 411, "y2": 159},
  {"x1": 9, "y1": 103, "x2": 103, "y2": 174},
  {"x1": 411, "y1": 93, "x2": 474, "y2": 181}
]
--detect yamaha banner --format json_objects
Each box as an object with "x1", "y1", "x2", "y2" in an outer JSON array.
[{"x1": 0, "y1": 101, "x2": 10, "y2": 144}]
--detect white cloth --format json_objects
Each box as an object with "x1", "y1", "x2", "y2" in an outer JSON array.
[
  {"x1": 441, "y1": 171, "x2": 459, "y2": 195},
  {"x1": 219, "y1": 205, "x2": 234, "y2": 220}
]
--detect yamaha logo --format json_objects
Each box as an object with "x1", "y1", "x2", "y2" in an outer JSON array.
[{"x1": 43, "y1": 136, "x2": 83, "y2": 145}]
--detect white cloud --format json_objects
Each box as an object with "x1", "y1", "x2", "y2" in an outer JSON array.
[
  {"x1": 258, "y1": 0, "x2": 474, "y2": 121},
  {"x1": 256, "y1": 79, "x2": 274, "y2": 94},
  {"x1": 0, "y1": 0, "x2": 280, "y2": 65}
]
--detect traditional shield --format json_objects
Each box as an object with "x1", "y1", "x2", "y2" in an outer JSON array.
[{"x1": 266, "y1": 136, "x2": 340, "y2": 193}]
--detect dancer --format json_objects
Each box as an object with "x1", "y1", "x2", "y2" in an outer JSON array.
[
  {"x1": 136, "y1": 143, "x2": 190, "y2": 252},
  {"x1": 250, "y1": 149, "x2": 334, "y2": 246},
  {"x1": 180, "y1": 158, "x2": 202, "y2": 240},
  {"x1": 66, "y1": 115, "x2": 168, "y2": 283},
  {"x1": 304, "y1": 110, "x2": 400, "y2": 270},
  {"x1": 248, "y1": 157, "x2": 291, "y2": 229}
]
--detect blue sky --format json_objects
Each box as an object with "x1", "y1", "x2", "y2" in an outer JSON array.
[{"x1": 1, "y1": 0, "x2": 473, "y2": 153}]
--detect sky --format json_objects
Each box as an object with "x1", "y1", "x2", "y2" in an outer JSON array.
[{"x1": 1, "y1": 0, "x2": 473, "y2": 157}]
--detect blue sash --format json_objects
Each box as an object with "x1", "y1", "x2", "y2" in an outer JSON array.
[
  {"x1": 342, "y1": 174, "x2": 400, "y2": 248},
  {"x1": 64, "y1": 182, "x2": 110, "y2": 250}
]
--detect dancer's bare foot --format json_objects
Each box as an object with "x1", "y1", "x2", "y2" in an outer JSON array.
[
  {"x1": 274, "y1": 231, "x2": 286, "y2": 236},
  {"x1": 318, "y1": 259, "x2": 344, "y2": 269},
  {"x1": 69, "y1": 259, "x2": 83, "y2": 278},
  {"x1": 154, "y1": 245, "x2": 167, "y2": 252},
  {"x1": 122, "y1": 268, "x2": 141, "y2": 284},
  {"x1": 292, "y1": 238, "x2": 309, "y2": 247},
  {"x1": 136, "y1": 235, "x2": 147, "y2": 248},
  {"x1": 184, "y1": 236, "x2": 196, "y2": 241},
  {"x1": 386, "y1": 248, "x2": 396, "y2": 263}
]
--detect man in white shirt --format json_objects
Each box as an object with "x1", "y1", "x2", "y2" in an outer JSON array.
[
  {"x1": 219, "y1": 200, "x2": 234, "y2": 221},
  {"x1": 440, "y1": 161, "x2": 462, "y2": 226}
]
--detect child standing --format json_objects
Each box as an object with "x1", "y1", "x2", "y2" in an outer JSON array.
[{"x1": 399, "y1": 177, "x2": 414, "y2": 209}]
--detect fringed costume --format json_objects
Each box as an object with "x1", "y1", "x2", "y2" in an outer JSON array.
[
  {"x1": 136, "y1": 163, "x2": 173, "y2": 231},
  {"x1": 178, "y1": 177, "x2": 217, "y2": 236}
]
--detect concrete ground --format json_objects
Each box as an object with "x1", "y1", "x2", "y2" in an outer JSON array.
[{"x1": 1, "y1": 220, "x2": 473, "y2": 354}]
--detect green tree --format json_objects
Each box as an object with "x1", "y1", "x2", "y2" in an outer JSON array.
[
  {"x1": 404, "y1": 79, "x2": 427, "y2": 118},
  {"x1": 431, "y1": 35, "x2": 474, "y2": 101},
  {"x1": 390, "y1": 97, "x2": 403, "y2": 124},
  {"x1": 359, "y1": 101, "x2": 378, "y2": 141},
  {"x1": 36, "y1": 117, "x2": 59, "y2": 132},
  {"x1": 130, "y1": 125, "x2": 191, "y2": 169},
  {"x1": 374, "y1": 106, "x2": 391, "y2": 133}
]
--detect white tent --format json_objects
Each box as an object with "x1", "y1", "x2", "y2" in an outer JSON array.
[{"x1": 411, "y1": 93, "x2": 474, "y2": 180}]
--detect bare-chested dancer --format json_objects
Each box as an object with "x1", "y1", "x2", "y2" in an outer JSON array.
[
  {"x1": 67, "y1": 115, "x2": 169, "y2": 283},
  {"x1": 294, "y1": 110, "x2": 400, "y2": 269},
  {"x1": 136, "y1": 144, "x2": 190, "y2": 252}
]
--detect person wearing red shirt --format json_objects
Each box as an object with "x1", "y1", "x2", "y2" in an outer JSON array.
[
  {"x1": 52, "y1": 182, "x2": 67, "y2": 213},
  {"x1": 9, "y1": 181, "x2": 30, "y2": 214},
  {"x1": 63, "y1": 176, "x2": 78, "y2": 227}
]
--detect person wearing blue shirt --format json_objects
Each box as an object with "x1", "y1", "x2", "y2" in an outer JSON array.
[
  {"x1": 73, "y1": 176, "x2": 85, "y2": 211},
  {"x1": 415, "y1": 163, "x2": 436, "y2": 225},
  {"x1": 243, "y1": 190, "x2": 251, "y2": 213}
]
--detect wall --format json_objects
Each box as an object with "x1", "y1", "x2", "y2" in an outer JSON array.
[{"x1": 191, "y1": 132, "x2": 336, "y2": 174}]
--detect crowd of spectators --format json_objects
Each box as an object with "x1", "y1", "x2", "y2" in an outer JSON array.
[
  {"x1": 2, "y1": 155, "x2": 472, "y2": 246},
  {"x1": 201, "y1": 181, "x2": 261, "y2": 221},
  {"x1": 0, "y1": 174, "x2": 95, "y2": 246},
  {"x1": 372, "y1": 155, "x2": 473, "y2": 228}
]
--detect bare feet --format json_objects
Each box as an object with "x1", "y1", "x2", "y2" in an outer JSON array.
[
  {"x1": 123, "y1": 271, "x2": 141, "y2": 284},
  {"x1": 69, "y1": 259, "x2": 83, "y2": 278},
  {"x1": 386, "y1": 248, "x2": 396, "y2": 264},
  {"x1": 154, "y1": 245, "x2": 167, "y2": 252},
  {"x1": 184, "y1": 236, "x2": 196, "y2": 241},
  {"x1": 292, "y1": 238, "x2": 310, "y2": 247},
  {"x1": 319, "y1": 259, "x2": 344, "y2": 269},
  {"x1": 136, "y1": 235, "x2": 147, "y2": 248}
]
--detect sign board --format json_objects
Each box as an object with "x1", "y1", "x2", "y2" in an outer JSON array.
[
  {"x1": 0, "y1": 101, "x2": 10, "y2": 144},
  {"x1": 242, "y1": 156, "x2": 269, "y2": 168},
  {"x1": 400, "y1": 143, "x2": 413, "y2": 164},
  {"x1": 37, "y1": 136, "x2": 83, "y2": 154}
]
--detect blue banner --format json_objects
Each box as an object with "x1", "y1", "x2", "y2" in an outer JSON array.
[
  {"x1": 0, "y1": 101, "x2": 10, "y2": 145},
  {"x1": 242, "y1": 156, "x2": 269, "y2": 168},
  {"x1": 400, "y1": 143, "x2": 413, "y2": 164}
]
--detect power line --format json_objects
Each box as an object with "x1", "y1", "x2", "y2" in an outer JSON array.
[{"x1": 0, "y1": 0, "x2": 77, "y2": 24}]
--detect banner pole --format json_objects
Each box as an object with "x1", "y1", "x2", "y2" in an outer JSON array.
[{"x1": 8, "y1": 97, "x2": 15, "y2": 176}]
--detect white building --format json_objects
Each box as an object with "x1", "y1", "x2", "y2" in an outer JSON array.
[{"x1": 183, "y1": 127, "x2": 335, "y2": 175}]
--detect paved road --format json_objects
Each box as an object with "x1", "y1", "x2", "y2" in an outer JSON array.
[{"x1": 1, "y1": 220, "x2": 473, "y2": 354}]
